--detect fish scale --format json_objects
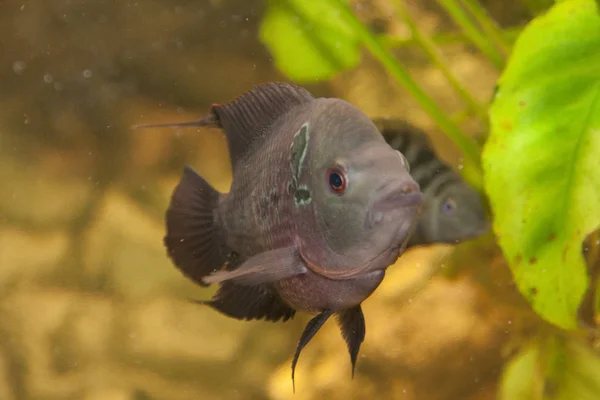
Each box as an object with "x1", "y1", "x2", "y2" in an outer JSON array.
[{"x1": 219, "y1": 115, "x2": 303, "y2": 255}]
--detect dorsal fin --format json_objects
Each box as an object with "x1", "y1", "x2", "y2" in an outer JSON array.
[
  {"x1": 213, "y1": 82, "x2": 314, "y2": 167},
  {"x1": 133, "y1": 82, "x2": 314, "y2": 167}
]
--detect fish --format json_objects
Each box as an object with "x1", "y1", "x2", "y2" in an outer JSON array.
[
  {"x1": 137, "y1": 82, "x2": 422, "y2": 389},
  {"x1": 373, "y1": 118, "x2": 489, "y2": 247}
]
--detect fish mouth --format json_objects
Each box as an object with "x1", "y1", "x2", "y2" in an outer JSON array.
[
  {"x1": 373, "y1": 180, "x2": 422, "y2": 211},
  {"x1": 374, "y1": 191, "x2": 422, "y2": 212},
  {"x1": 367, "y1": 181, "x2": 422, "y2": 228}
]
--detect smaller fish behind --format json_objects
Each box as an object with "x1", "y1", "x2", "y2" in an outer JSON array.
[{"x1": 374, "y1": 118, "x2": 489, "y2": 247}]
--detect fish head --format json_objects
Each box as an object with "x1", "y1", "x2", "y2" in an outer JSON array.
[
  {"x1": 291, "y1": 99, "x2": 422, "y2": 273},
  {"x1": 421, "y1": 179, "x2": 490, "y2": 244}
]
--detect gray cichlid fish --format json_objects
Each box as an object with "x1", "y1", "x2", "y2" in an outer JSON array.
[
  {"x1": 138, "y1": 83, "x2": 422, "y2": 389},
  {"x1": 373, "y1": 118, "x2": 489, "y2": 247}
]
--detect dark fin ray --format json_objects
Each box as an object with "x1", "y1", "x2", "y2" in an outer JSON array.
[
  {"x1": 202, "y1": 246, "x2": 307, "y2": 286},
  {"x1": 132, "y1": 112, "x2": 218, "y2": 130},
  {"x1": 291, "y1": 311, "x2": 333, "y2": 393},
  {"x1": 164, "y1": 165, "x2": 228, "y2": 286},
  {"x1": 211, "y1": 82, "x2": 314, "y2": 167},
  {"x1": 336, "y1": 306, "x2": 366, "y2": 379},
  {"x1": 198, "y1": 281, "x2": 296, "y2": 322}
]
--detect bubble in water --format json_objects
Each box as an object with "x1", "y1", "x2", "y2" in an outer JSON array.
[
  {"x1": 82, "y1": 69, "x2": 93, "y2": 78},
  {"x1": 12, "y1": 60, "x2": 26, "y2": 74},
  {"x1": 43, "y1": 74, "x2": 53, "y2": 83}
]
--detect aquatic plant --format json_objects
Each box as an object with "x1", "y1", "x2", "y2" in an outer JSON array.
[{"x1": 259, "y1": 0, "x2": 600, "y2": 398}]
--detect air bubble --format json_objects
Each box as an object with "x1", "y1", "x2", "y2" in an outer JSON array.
[{"x1": 12, "y1": 61, "x2": 26, "y2": 74}]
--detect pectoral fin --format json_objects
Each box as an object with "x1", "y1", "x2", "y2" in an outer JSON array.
[
  {"x1": 201, "y1": 247, "x2": 306, "y2": 286},
  {"x1": 336, "y1": 306, "x2": 366, "y2": 378}
]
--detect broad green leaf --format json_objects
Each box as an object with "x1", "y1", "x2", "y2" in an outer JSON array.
[
  {"x1": 258, "y1": 0, "x2": 360, "y2": 82},
  {"x1": 483, "y1": 0, "x2": 600, "y2": 329},
  {"x1": 500, "y1": 337, "x2": 600, "y2": 400},
  {"x1": 499, "y1": 344, "x2": 543, "y2": 400}
]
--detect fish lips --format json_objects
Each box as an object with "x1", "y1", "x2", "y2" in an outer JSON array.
[{"x1": 367, "y1": 184, "x2": 422, "y2": 228}]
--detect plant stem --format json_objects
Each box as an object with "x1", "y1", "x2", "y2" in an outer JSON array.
[
  {"x1": 392, "y1": 0, "x2": 487, "y2": 119},
  {"x1": 333, "y1": 0, "x2": 483, "y2": 190},
  {"x1": 462, "y1": 0, "x2": 512, "y2": 56},
  {"x1": 436, "y1": 0, "x2": 505, "y2": 69},
  {"x1": 379, "y1": 26, "x2": 523, "y2": 49}
]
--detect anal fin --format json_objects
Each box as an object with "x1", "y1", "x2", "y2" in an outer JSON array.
[
  {"x1": 336, "y1": 306, "x2": 366, "y2": 378},
  {"x1": 201, "y1": 281, "x2": 296, "y2": 322},
  {"x1": 164, "y1": 165, "x2": 228, "y2": 286},
  {"x1": 291, "y1": 310, "x2": 333, "y2": 393},
  {"x1": 202, "y1": 246, "x2": 307, "y2": 286}
]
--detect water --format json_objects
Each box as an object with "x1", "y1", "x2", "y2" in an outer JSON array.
[{"x1": 0, "y1": 1, "x2": 558, "y2": 400}]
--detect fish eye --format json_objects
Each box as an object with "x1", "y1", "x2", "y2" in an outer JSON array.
[
  {"x1": 442, "y1": 197, "x2": 457, "y2": 214},
  {"x1": 396, "y1": 151, "x2": 410, "y2": 172},
  {"x1": 326, "y1": 168, "x2": 347, "y2": 194}
]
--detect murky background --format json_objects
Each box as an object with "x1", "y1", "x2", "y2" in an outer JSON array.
[{"x1": 0, "y1": 1, "x2": 552, "y2": 399}]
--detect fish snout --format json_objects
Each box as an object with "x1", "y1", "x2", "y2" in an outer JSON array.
[
  {"x1": 366, "y1": 180, "x2": 422, "y2": 228},
  {"x1": 375, "y1": 180, "x2": 422, "y2": 211}
]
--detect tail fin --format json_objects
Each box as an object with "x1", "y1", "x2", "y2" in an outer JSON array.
[{"x1": 164, "y1": 165, "x2": 228, "y2": 286}]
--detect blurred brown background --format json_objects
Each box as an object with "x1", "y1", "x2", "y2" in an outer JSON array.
[{"x1": 0, "y1": 1, "x2": 539, "y2": 399}]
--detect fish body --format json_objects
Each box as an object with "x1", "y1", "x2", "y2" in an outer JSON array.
[
  {"x1": 373, "y1": 118, "x2": 489, "y2": 247},
  {"x1": 145, "y1": 83, "x2": 421, "y2": 387}
]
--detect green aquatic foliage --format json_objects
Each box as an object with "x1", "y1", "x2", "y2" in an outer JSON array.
[
  {"x1": 259, "y1": 0, "x2": 484, "y2": 190},
  {"x1": 483, "y1": 0, "x2": 600, "y2": 329},
  {"x1": 436, "y1": 0, "x2": 507, "y2": 69},
  {"x1": 258, "y1": 0, "x2": 361, "y2": 83},
  {"x1": 500, "y1": 336, "x2": 600, "y2": 400}
]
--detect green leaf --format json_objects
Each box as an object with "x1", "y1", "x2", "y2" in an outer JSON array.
[
  {"x1": 500, "y1": 337, "x2": 600, "y2": 400},
  {"x1": 483, "y1": 0, "x2": 600, "y2": 329},
  {"x1": 499, "y1": 344, "x2": 543, "y2": 400},
  {"x1": 258, "y1": 0, "x2": 360, "y2": 82}
]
